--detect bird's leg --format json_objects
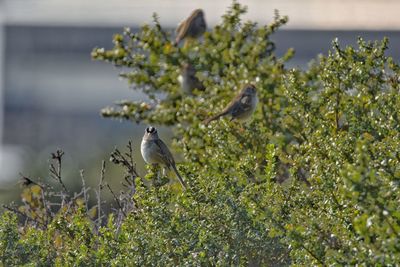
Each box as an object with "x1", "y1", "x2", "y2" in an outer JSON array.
[{"x1": 157, "y1": 166, "x2": 172, "y2": 186}]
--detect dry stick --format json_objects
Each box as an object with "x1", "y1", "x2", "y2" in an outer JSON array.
[
  {"x1": 112, "y1": 141, "x2": 140, "y2": 192},
  {"x1": 94, "y1": 191, "x2": 106, "y2": 230},
  {"x1": 106, "y1": 142, "x2": 140, "y2": 224},
  {"x1": 127, "y1": 141, "x2": 140, "y2": 193},
  {"x1": 106, "y1": 184, "x2": 127, "y2": 218},
  {"x1": 80, "y1": 170, "x2": 89, "y2": 213},
  {"x1": 50, "y1": 150, "x2": 69, "y2": 207},
  {"x1": 273, "y1": 193, "x2": 328, "y2": 266},
  {"x1": 301, "y1": 244, "x2": 326, "y2": 266},
  {"x1": 3, "y1": 204, "x2": 46, "y2": 228},
  {"x1": 121, "y1": 178, "x2": 138, "y2": 215},
  {"x1": 19, "y1": 174, "x2": 52, "y2": 225},
  {"x1": 97, "y1": 160, "x2": 106, "y2": 228},
  {"x1": 334, "y1": 81, "x2": 341, "y2": 133},
  {"x1": 39, "y1": 186, "x2": 53, "y2": 226},
  {"x1": 385, "y1": 216, "x2": 399, "y2": 237},
  {"x1": 123, "y1": 177, "x2": 137, "y2": 203},
  {"x1": 296, "y1": 168, "x2": 312, "y2": 187},
  {"x1": 272, "y1": 215, "x2": 326, "y2": 266}
]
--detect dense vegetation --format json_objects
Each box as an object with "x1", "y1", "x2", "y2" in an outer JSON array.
[{"x1": 1, "y1": 2, "x2": 399, "y2": 265}]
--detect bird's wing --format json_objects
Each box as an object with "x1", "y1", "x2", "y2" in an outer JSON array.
[
  {"x1": 154, "y1": 139, "x2": 175, "y2": 167},
  {"x1": 176, "y1": 20, "x2": 191, "y2": 41},
  {"x1": 176, "y1": 20, "x2": 185, "y2": 34},
  {"x1": 230, "y1": 94, "x2": 253, "y2": 117},
  {"x1": 176, "y1": 11, "x2": 200, "y2": 39}
]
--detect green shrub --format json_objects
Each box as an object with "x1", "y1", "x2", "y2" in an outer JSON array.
[{"x1": 1, "y1": 2, "x2": 399, "y2": 265}]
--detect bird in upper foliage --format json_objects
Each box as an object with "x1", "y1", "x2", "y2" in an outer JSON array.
[
  {"x1": 203, "y1": 84, "x2": 258, "y2": 125},
  {"x1": 174, "y1": 9, "x2": 206, "y2": 46},
  {"x1": 178, "y1": 63, "x2": 205, "y2": 94},
  {"x1": 141, "y1": 126, "x2": 187, "y2": 189}
]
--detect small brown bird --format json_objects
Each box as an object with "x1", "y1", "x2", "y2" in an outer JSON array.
[
  {"x1": 141, "y1": 127, "x2": 187, "y2": 189},
  {"x1": 178, "y1": 63, "x2": 205, "y2": 94},
  {"x1": 174, "y1": 9, "x2": 206, "y2": 46},
  {"x1": 203, "y1": 84, "x2": 258, "y2": 125}
]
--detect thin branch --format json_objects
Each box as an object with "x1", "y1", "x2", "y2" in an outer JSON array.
[
  {"x1": 50, "y1": 150, "x2": 69, "y2": 196},
  {"x1": 301, "y1": 244, "x2": 326, "y2": 266},
  {"x1": 106, "y1": 184, "x2": 127, "y2": 218},
  {"x1": 39, "y1": 185, "x2": 52, "y2": 226},
  {"x1": 334, "y1": 81, "x2": 341, "y2": 133},
  {"x1": 110, "y1": 141, "x2": 141, "y2": 194},
  {"x1": 17, "y1": 174, "x2": 54, "y2": 227},
  {"x1": 2, "y1": 204, "x2": 46, "y2": 228},
  {"x1": 80, "y1": 170, "x2": 89, "y2": 213},
  {"x1": 296, "y1": 167, "x2": 311, "y2": 187},
  {"x1": 97, "y1": 160, "x2": 106, "y2": 227},
  {"x1": 385, "y1": 216, "x2": 399, "y2": 237},
  {"x1": 261, "y1": 100, "x2": 270, "y2": 128}
]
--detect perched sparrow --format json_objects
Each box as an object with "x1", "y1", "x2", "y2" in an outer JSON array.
[
  {"x1": 203, "y1": 84, "x2": 258, "y2": 125},
  {"x1": 174, "y1": 9, "x2": 206, "y2": 45},
  {"x1": 141, "y1": 126, "x2": 186, "y2": 189},
  {"x1": 178, "y1": 63, "x2": 205, "y2": 94}
]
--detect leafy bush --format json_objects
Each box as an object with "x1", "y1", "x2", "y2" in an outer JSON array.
[{"x1": 1, "y1": 2, "x2": 399, "y2": 265}]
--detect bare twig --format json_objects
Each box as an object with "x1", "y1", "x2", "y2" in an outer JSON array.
[
  {"x1": 8, "y1": 144, "x2": 141, "y2": 233},
  {"x1": 40, "y1": 188, "x2": 52, "y2": 225},
  {"x1": 49, "y1": 150, "x2": 69, "y2": 199},
  {"x1": 110, "y1": 141, "x2": 140, "y2": 195},
  {"x1": 2, "y1": 204, "x2": 46, "y2": 228},
  {"x1": 296, "y1": 167, "x2": 311, "y2": 187},
  {"x1": 80, "y1": 170, "x2": 89, "y2": 213},
  {"x1": 106, "y1": 183, "x2": 127, "y2": 218},
  {"x1": 335, "y1": 82, "x2": 341, "y2": 133},
  {"x1": 17, "y1": 174, "x2": 54, "y2": 227},
  {"x1": 96, "y1": 160, "x2": 106, "y2": 228}
]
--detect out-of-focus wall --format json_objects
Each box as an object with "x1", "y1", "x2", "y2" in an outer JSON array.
[
  {"x1": 0, "y1": 0, "x2": 400, "y2": 199},
  {"x1": 0, "y1": 0, "x2": 4, "y2": 144},
  {"x1": 0, "y1": 0, "x2": 17, "y2": 183}
]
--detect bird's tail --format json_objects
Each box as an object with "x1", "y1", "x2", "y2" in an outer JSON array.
[
  {"x1": 202, "y1": 111, "x2": 228, "y2": 126},
  {"x1": 172, "y1": 164, "x2": 187, "y2": 190},
  {"x1": 173, "y1": 36, "x2": 183, "y2": 47}
]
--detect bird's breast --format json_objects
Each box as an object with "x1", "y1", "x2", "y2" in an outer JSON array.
[{"x1": 141, "y1": 139, "x2": 155, "y2": 164}]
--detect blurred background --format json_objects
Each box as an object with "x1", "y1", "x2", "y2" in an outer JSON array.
[{"x1": 0, "y1": 0, "x2": 399, "y2": 203}]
